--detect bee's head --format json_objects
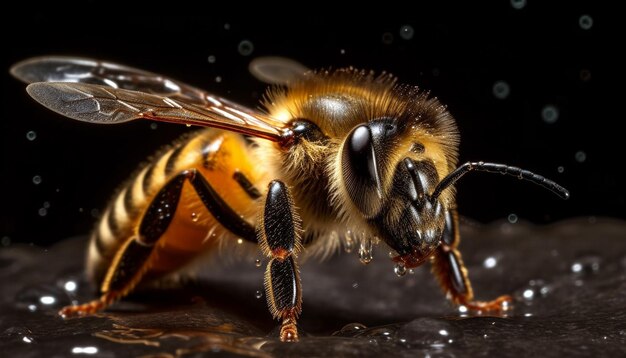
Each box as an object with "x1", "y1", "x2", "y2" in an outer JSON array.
[
  {"x1": 340, "y1": 117, "x2": 570, "y2": 268},
  {"x1": 340, "y1": 120, "x2": 449, "y2": 266}
]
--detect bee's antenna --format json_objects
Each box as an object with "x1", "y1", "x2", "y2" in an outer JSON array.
[{"x1": 430, "y1": 161, "x2": 570, "y2": 202}]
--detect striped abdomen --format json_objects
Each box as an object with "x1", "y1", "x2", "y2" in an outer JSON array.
[{"x1": 86, "y1": 129, "x2": 268, "y2": 288}]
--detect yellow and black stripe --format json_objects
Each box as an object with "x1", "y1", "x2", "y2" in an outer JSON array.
[{"x1": 86, "y1": 129, "x2": 267, "y2": 294}]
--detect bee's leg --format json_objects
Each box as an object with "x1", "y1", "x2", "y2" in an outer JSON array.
[
  {"x1": 258, "y1": 180, "x2": 303, "y2": 342},
  {"x1": 60, "y1": 170, "x2": 193, "y2": 317},
  {"x1": 431, "y1": 209, "x2": 512, "y2": 312}
]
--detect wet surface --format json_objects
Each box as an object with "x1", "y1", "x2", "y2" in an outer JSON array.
[{"x1": 1, "y1": 217, "x2": 625, "y2": 357}]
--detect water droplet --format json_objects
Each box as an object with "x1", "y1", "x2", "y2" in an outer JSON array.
[
  {"x1": 16, "y1": 284, "x2": 67, "y2": 311},
  {"x1": 38, "y1": 208, "x2": 47, "y2": 217},
  {"x1": 43, "y1": 201, "x2": 50, "y2": 209},
  {"x1": 517, "y1": 279, "x2": 551, "y2": 302},
  {"x1": 352, "y1": 282, "x2": 359, "y2": 289},
  {"x1": 493, "y1": 81, "x2": 510, "y2": 99},
  {"x1": 72, "y1": 346, "x2": 98, "y2": 354},
  {"x1": 40, "y1": 296, "x2": 55, "y2": 304},
  {"x1": 224, "y1": 23, "x2": 231, "y2": 30},
  {"x1": 1, "y1": 236, "x2": 11, "y2": 247},
  {"x1": 571, "y1": 255, "x2": 601, "y2": 275},
  {"x1": 358, "y1": 238, "x2": 373, "y2": 264},
  {"x1": 362, "y1": 327, "x2": 394, "y2": 342},
  {"x1": 238, "y1": 40, "x2": 254, "y2": 56},
  {"x1": 338, "y1": 323, "x2": 367, "y2": 335},
  {"x1": 399, "y1": 25, "x2": 414, "y2": 40},
  {"x1": 237, "y1": 238, "x2": 243, "y2": 245},
  {"x1": 510, "y1": 0, "x2": 526, "y2": 10},
  {"x1": 64, "y1": 281, "x2": 77, "y2": 292},
  {"x1": 396, "y1": 318, "x2": 463, "y2": 348},
  {"x1": 575, "y1": 151, "x2": 586, "y2": 163},
  {"x1": 255, "y1": 259, "x2": 262, "y2": 267},
  {"x1": 191, "y1": 212, "x2": 199, "y2": 222},
  {"x1": 215, "y1": 76, "x2": 222, "y2": 83},
  {"x1": 207, "y1": 55, "x2": 216, "y2": 63},
  {"x1": 507, "y1": 213, "x2": 518, "y2": 224},
  {"x1": 150, "y1": 122, "x2": 158, "y2": 130},
  {"x1": 394, "y1": 262, "x2": 407, "y2": 277},
  {"x1": 23, "y1": 336, "x2": 33, "y2": 343},
  {"x1": 523, "y1": 289, "x2": 534, "y2": 300},
  {"x1": 458, "y1": 305, "x2": 468, "y2": 313},
  {"x1": 26, "y1": 130, "x2": 37, "y2": 141},
  {"x1": 185, "y1": 124, "x2": 192, "y2": 128},
  {"x1": 340, "y1": 49, "x2": 346, "y2": 55},
  {"x1": 483, "y1": 256, "x2": 497, "y2": 269},
  {"x1": 541, "y1": 105, "x2": 559, "y2": 124},
  {"x1": 557, "y1": 166, "x2": 565, "y2": 173},
  {"x1": 381, "y1": 32, "x2": 394, "y2": 44},
  {"x1": 524, "y1": 313, "x2": 533, "y2": 317},
  {"x1": 32, "y1": 175, "x2": 42, "y2": 185},
  {"x1": 408, "y1": 268, "x2": 415, "y2": 275},
  {"x1": 255, "y1": 290, "x2": 263, "y2": 299},
  {"x1": 579, "y1": 14, "x2": 593, "y2": 30}
]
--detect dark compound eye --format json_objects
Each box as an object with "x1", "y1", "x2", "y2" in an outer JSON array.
[
  {"x1": 349, "y1": 125, "x2": 371, "y2": 154},
  {"x1": 290, "y1": 119, "x2": 326, "y2": 143},
  {"x1": 342, "y1": 124, "x2": 383, "y2": 218}
]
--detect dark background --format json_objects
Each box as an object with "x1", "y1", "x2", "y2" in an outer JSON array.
[{"x1": 1, "y1": 2, "x2": 618, "y2": 246}]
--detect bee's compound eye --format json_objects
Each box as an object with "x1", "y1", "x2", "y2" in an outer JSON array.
[
  {"x1": 290, "y1": 119, "x2": 326, "y2": 143},
  {"x1": 349, "y1": 125, "x2": 371, "y2": 154},
  {"x1": 342, "y1": 124, "x2": 383, "y2": 218}
]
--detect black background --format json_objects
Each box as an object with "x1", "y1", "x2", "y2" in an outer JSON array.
[{"x1": 1, "y1": 2, "x2": 619, "y2": 246}]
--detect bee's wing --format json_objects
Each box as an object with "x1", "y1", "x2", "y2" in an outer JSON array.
[
  {"x1": 26, "y1": 82, "x2": 285, "y2": 142},
  {"x1": 248, "y1": 56, "x2": 310, "y2": 85},
  {"x1": 11, "y1": 56, "x2": 215, "y2": 105},
  {"x1": 10, "y1": 56, "x2": 280, "y2": 126}
]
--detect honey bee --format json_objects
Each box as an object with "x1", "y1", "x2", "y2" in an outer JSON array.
[{"x1": 11, "y1": 56, "x2": 569, "y2": 342}]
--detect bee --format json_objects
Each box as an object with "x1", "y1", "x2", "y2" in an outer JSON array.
[{"x1": 11, "y1": 56, "x2": 569, "y2": 342}]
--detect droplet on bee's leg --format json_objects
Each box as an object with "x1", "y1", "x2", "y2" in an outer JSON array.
[
  {"x1": 191, "y1": 212, "x2": 199, "y2": 222},
  {"x1": 358, "y1": 237, "x2": 373, "y2": 265}
]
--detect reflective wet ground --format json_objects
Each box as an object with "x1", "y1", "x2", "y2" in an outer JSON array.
[{"x1": 1, "y1": 217, "x2": 625, "y2": 357}]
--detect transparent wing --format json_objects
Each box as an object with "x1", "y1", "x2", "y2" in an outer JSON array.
[
  {"x1": 248, "y1": 56, "x2": 310, "y2": 85},
  {"x1": 26, "y1": 82, "x2": 285, "y2": 142},
  {"x1": 11, "y1": 56, "x2": 285, "y2": 132},
  {"x1": 11, "y1": 56, "x2": 220, "y2": 104}
]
